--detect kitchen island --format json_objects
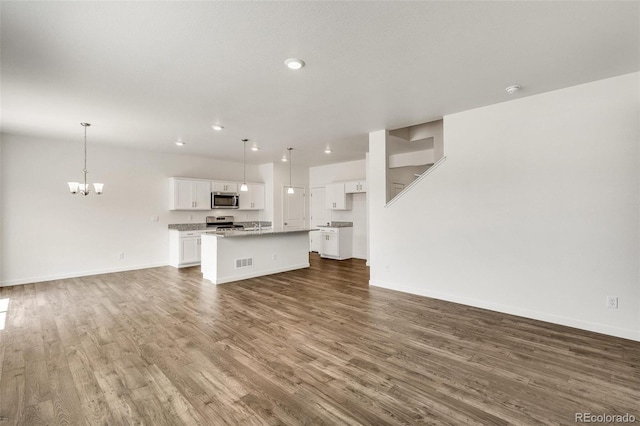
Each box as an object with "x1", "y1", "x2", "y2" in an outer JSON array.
[{"x1": 200, "y1": 228, "x2": 316, "y2": 285}]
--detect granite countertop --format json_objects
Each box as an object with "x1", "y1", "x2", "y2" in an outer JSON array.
[
  {"x1": 169, "y1": 221, "x2": 272, "y2": 232},
  {"x1": 315, "y1": 221, "x2": 353, "y2": 228},
  {"x1": 168, "y1": 223, "x2": 209, "y2": 231},
  {"x1": 203, "y1": 228, "x2": 318, "y2": 238}
]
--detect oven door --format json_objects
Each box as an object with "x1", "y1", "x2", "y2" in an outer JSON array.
[{"x1": 212, "y1": 192, "x2": 239, "y2": 209}]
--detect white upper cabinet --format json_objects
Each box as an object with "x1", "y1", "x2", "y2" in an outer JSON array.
[
  {"x1": 325, "y1": 183, "x2": 352, "y2": 210},
  {"x1": 212, "y1": 181, "x2": 238, "y2": 193},
  {"x1": 239, "y1": 183, "x2": 265, "y2": 210},
  {"x1": 170, "y1": 178, "x2": 212, "y2": 210},
  {"x1": 193, "y1": 180, "x2": 212, "y2": 209},
  {"x1": 345, "y1": 180, "x2": 367, "y2": 193}
]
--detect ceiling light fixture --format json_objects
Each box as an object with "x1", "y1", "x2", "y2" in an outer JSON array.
[
  {"x1": 284, "y1": 58, "x2": 305, "y2": 70},
  {"x1": 506, "y1": 85, "x2": 521, "y2": 95},
  {"x1": 211, "y1": 125, "x2": 224, "y2": 131},
  {"x1": 251, "y1": 146, "x2": 259, "y2": 151},
  {"x1": 324, "y1": 148, "x2": 332, "y2": 154},
  {"x1": 281, "y1": 156, "x2": 287, "y2": 162},
  {"x1": 68, "y1": 123, "x2": 104, "y2": 195},
  {"x1": 287, "y1": 148, "x2": 294, "y2": 194},
  {"x1": 175, "y1": 140, "x2": 186, "y2": 146},
  {"x1": 240, "y1": 139, "x2": 249, "y2": 192}
]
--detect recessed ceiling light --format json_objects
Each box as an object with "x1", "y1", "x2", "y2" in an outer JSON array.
[
  {"x1": 506, "y1": 85, "x2": 521, "y2": 95},
  {"x1": 281, "y1": 156, "x2": 288, "y2": 162},
  {"x1": 284, "y1": 58, "x2": 305, "y2": 70},
  {"x1": 251, "y1": 146, "x2": 259, "y2": 151},
  {"x1": 211, "y1": 125, "x2": 224, "y2": 131},
  {"x1": 324, "y1": 148, "x2": 332, "y2": 154},
  {"x1": 175, "y1": 140, "x2": 185, "y2": 146}
]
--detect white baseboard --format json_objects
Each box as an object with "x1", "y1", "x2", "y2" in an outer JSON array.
[
  {"x1": 210, "y1": 263, "x2": 310, "y2": 285},
  {"x1": 369, "y1": 279, "x2": 640, "y2": 342},
  {"x1": 0, "y1": 262, "x2": 168, "y2": 287}
]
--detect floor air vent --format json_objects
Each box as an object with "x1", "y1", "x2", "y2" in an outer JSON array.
[{"x1": 235, "y1": 257, "x2": 253, "y2": 269}]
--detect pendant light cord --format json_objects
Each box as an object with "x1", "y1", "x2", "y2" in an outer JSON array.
[
  {"x1": 288, "y1": 147, "x2": 293, "y2": 188},
  {"x1": 243, "y1": 140, "x2": 246, "y2": 183},
  {"x1": 82, "y1": 123, "x2": 88, "y2": 191}
]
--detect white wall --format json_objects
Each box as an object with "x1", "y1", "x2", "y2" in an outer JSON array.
[
  {"x1": 309, "y1": 159, "x2": 367, "y2": 184},
  {"x1": 369, "y1": 72, "x2": 640, "y2": 341},
  {"x1": 0, "y1": 135, "x2": 268, "y2": 285},
  {"x1": 388, "y1": 149, "x2": 434, "y2": 168},
  {"x1": 309, "y1": 159, "x2": 368, "y2": 259},
  {"x1": 258, "y1": 163, "x2": 275, "y2": 224},
  {"x1": 0, "y1": 135, "x2": 3, "y2": 282}
]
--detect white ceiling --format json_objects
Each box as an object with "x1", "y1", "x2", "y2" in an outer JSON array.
[{"x1": 1, "y1": 1, "x2": 638, "y2": 167}]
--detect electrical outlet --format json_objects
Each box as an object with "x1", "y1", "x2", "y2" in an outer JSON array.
[
  {"x1": 188, "y1": 215, "x2": 193, "y2": 221},
  {"x1": 151, "y1": 215, "x2": 159, "y2": 222},
  {"x1": 607, "y1": 296, "x2": 618, "y2": 309},
  {"x1": 119, "y1": 252, "x2": 125, "y2": 260},
  {"x1": 272, "y1": 253, "x2": 277, "y2": 260}
]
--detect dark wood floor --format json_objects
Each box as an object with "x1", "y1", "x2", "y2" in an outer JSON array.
[{"x1": 0, "y1": 253, "x2": 638, "y2": 425}]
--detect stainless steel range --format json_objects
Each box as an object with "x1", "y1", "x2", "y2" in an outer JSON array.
[{"x1": 205, "y1": 216, "x2": 244, "y2": 231}]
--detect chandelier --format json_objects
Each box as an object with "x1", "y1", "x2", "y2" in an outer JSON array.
[{"x1": 67, "y1": 122, "x2": 104, "y2": 195}]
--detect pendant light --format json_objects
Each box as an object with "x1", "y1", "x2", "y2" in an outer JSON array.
[
  {"x1": 67, "y1": 123, "x2": 104, "y2": 196},
  {"x1": 287, "y1": 147, "x2": 294, "y2": 194},
  {"x1": 240, "y1": 139, "x2": 249, "y2": 192}
]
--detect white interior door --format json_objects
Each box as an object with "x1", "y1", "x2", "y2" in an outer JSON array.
[
  {"x1": 309, "y1": 187, "x2": 327, "y2": 252},
  {"x1": 283, "y1": 186, "x2": 306, "y2": 229},
  {"x1": 310, "y1": 187, "x2": 328, "y2": 226}
]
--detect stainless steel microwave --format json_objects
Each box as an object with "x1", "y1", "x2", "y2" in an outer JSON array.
[{"x1": 211, "y1": 192, "x2": 239, "y2": 209}]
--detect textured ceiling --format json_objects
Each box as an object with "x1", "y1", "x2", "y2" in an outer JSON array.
[{"x1": 1, "y1": 1, "x2": 638, "y2": 166}]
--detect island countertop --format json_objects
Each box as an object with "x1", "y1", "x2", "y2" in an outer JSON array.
[
  {"x1": 201, "y1": 227, "x2": 313, "y2": 284},
  {"x1": 203, "y1": 228, "x2": 318, "y2": 238}
]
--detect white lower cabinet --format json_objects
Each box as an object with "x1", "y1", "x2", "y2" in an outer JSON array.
[
  {"x1": 319, "y1": 227, "x2": 353, "y2": 260},
  {"x1": 180, "y1": 236, "x2": 201, "y2": 264},
  {"x1": 309, "y1": 231, "x2": 322, "y2": 253},
  {"x1": 169, "y1": 230, "x2": 205, "y2": 267}
]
